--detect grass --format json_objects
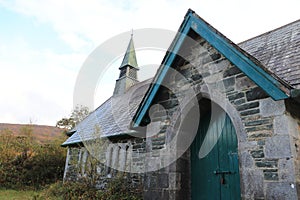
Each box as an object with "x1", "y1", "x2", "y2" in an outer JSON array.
[{"x1": 0, "y1": 189, "x2": 40, "y2": 200}]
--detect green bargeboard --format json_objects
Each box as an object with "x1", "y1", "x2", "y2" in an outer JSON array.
[{"x1": 191, "y1": 113, "x2": 241, "y2": 200}]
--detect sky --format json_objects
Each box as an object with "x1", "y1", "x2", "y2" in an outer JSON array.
[{"x1": 0, "y1": 0, "x2": 299, "y2": 126}]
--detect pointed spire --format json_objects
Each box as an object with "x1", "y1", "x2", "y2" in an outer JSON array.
[
  {"x1": 113, "y1": 33, "x2": 140, "y2": 96},
  {"x1": 119, "y1": 33, "x2": 139, "y2": 69}
]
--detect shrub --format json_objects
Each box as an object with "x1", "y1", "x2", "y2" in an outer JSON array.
[
  {"x1": 37, "y1": 176, "x2": 142, "y2": 200},
  {"x1": 99, "y1": 175, "x2": 142, "y2": 200},
  {"x1": 37, "y1": 181, "x2": 93, "y2": 200},
  {"x1": 0, "y1": 128, "x2": 66, "y2": 190}
]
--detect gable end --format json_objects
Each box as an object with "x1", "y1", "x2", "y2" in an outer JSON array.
[{"x1": 132, "y1": 9, "x2": 293, "y2": 128}]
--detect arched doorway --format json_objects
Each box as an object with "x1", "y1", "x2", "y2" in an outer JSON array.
[{"x1": 191, "y1": 101, "x2": 241, "y2": 199}]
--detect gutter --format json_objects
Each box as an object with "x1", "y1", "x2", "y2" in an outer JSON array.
[
  {"x1": 61, "y1": 130, "x2": 144, "y2": 147},
  {"x1": 61, "y1": 142, "x2": 83, "y2": 148}
]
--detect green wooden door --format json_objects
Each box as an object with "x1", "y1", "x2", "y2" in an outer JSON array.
[{"x1": 191, "y1": 112, "x2": 241, "y2": 200}]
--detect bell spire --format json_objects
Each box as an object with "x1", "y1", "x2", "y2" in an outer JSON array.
[
  {"x1": 119, "y1": 32, "x2": 139, "y2": 70},
  {"x1": 113, "y1": 32, "x2": 139, "y2": 96}
]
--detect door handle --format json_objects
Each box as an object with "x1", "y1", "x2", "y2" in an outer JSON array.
[
  {"x1": 213, "y1": 170, "x2": 235, "y2": 185},
  {"x1": 213, "y1": 170, "x2": 234, "y2": 175}
]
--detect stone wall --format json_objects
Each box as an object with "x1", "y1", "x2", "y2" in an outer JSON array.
[
  {"x1": 142, "y1": 34, "x2": 299, "y2": 199},
  {"x1": 63, "y1": 137, "x2": 146, "y2": 189}
]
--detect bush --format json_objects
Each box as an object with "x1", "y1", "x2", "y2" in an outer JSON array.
[
  {"x1": 37, "y1": 176, "x2": 142, "y2": 200},
  {"x1": 0, "y1": 128, "x2": 66, "y2": 190},
  {"x1": 100, "y1": 175, "x2": 142, "y2": 200},
  {"x1": 22, "y1": 141, "x2": 66, "y2": 188},
  {"x1": 37, "y1": 181, "x2": 93, "y2": 200}
]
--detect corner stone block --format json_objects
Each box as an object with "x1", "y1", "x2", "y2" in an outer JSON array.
[
  {"x1": 278, "y1": 158, "x2": 296, "y2": 182},
  {"x1": 266, "y1": 182, "x2": 297, "y2": 200},
  {"x1": 287, "y1": 115, "x2": 300, "y2": 138},
  {"x1": 265, "y1": 135, "x2": 292, "y2": 159},
  {"x1": 240, "y1": 151, "x2": 254, "y2": 168},
  {"x1": 274, "y1": 115, "x2": 299, "y2": 137},
  {"x1": 274, "y1": 115, "x2": 289, "y2": 135},
  {"x1": 260, "y1": 98, "x2": 285, "y2": 117},
  {"x1": 241, "y1": 169, "x2": 264, "y2": 199}
]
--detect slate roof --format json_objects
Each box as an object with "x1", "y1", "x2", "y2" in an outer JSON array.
[
  {"x1": 62, "y1": 79, "x2": 151, "y2": 146},
  {"x1": 239, "y1": 19, "x2": 300, "y2": 89}
]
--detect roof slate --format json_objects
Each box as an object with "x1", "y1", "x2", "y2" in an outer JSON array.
[
  {"x1": 62, "y1": 79, "x2": 151, "y2": 146},
  {"x1": 239, "y1": 19, "x2": 300, "y2": 89}
]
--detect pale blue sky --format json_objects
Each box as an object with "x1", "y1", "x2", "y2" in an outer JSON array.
[
  {"x1": 0, "y1": 8, "x2": 70, "y2": 52},
  {"x1": 0, "y1": 0, "x2": 299, "y2": 125}
]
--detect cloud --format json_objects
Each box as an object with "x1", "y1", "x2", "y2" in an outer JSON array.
[
  {"x1": 2, "y1": 0, "x2": 300, "y2": 47},
  {"x1": 0, "y1": 34, "x2": 86, "y2": 125},
  {"x1": 0, "y1": 0, "x2": 299, "y2": 126}
]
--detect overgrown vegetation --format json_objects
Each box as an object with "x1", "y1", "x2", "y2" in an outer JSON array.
[
  {"x1": 0, "y1": 107, "x2": 141, "y2": 199},
  {"x1": 0, "y1": 125, "x2": 66, "y2": 190},
  {"x1": 37, "y1": 176, "x2": 142, "y2": 200}
]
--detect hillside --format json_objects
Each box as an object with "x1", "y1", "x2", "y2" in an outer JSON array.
[{"x1": 0, "y1": 123, "x2": 65, "y2": 143}]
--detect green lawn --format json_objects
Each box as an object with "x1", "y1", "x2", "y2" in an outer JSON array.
[{"x1": 0, "y1": 189, "x2": 40, "y2": 200}]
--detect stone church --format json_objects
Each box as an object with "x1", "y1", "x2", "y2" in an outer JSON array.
[{"x1": 62, "y1": 9, "x2": 300, "y2": 199}]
